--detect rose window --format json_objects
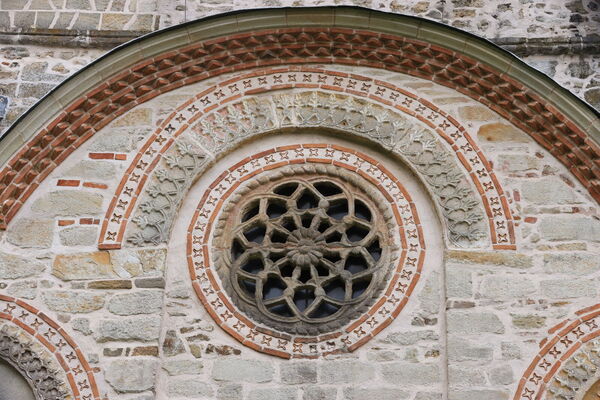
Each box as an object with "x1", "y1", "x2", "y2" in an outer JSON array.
[{"x1": 213, "y1": 170, "x2": 393, "y2": 335}]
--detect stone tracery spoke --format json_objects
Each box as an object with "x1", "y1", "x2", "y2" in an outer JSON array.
[{"x1": 216, "y1": 169, "x2": 392, "y2": 334}]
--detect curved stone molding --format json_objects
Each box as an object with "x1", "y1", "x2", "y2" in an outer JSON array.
[
  {"x1": 514, "y1": 304, "x2": 600, "y2": 400},
  {"x1": 0, "y1": 324, "x2": 68, "y2": 400},
  {"x1": 0, "y1": 295, "x2": 102, "y2": 400},
  {"x1": 0, "y1": 11, "x2": 598, "y2": 231},
  {"x1": 100, "y1": 68, "x2": 514, "y2": 250},
  {"x1": 187, "y1": 144, "x2": 425, "y2": 358},
  {"x1": 126, "y1": 138, "x2": 208, "y2": 246}
]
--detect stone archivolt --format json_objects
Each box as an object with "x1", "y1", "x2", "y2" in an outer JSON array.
[
  {"x1": 100, "y1": 68, "x2": 514, "y2": 251},
  {"x1": 0, "y1": 296, "x2": 102, "y2": 400},
  {"x1": 187, "y1": 144, "x2": 424, "y2": 358},
  {"x1": 516, "y1": 304, "x2": 600, "y2": 400},
  {"x1": 0, "y1": 325, "x2": 67, "y2": 400},
  {"x1": 0, "y1": 23, "x2": 596, "y2": 234}
]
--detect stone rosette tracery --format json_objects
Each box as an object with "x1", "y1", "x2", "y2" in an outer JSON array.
[
  {"x1": 213, "y1": 167, "x2": 395, "y2": 336},
  {"x1": 187, "y1": 144, "x2": 425, "y2": 358}
]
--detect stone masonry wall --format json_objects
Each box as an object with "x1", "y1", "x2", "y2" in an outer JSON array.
[
  {"x1": 0, "y1": 61, "x2": 599, "y2": 399},
  {"x1": 0, "y1": 0, "x2": 599, "y2": 134}
]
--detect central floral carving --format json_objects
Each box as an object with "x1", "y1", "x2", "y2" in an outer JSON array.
[{"x1": 214, "y1": 169, "x2": 394, "y2": 335}]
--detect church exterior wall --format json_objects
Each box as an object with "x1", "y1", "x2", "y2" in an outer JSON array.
[{"x1": 0, "y1": 5, "x2": 599, "y2": 400}]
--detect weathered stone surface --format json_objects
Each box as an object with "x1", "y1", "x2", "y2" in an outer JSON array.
[
  {"x1": 72, "y1": 318, "x2": 92, "y2": 335},
  {"x1": 42, "y1": 291, "x2": 105, "y2": 313},
  {"x1": 52, "y1": 248, "x2": 166, "y2": 280},
  {"x1": 458, "y1": 105, "x2": 496, "y2": 121},
  {"x1": 448, "y1": 390, "x2": 508, "y2": 400},
  {"x1": 381, "y1": 330, "x2": 439, "y2": 346},
  {"x1": 344, "y1": 387, "x2": 411, "y2": 399},
  {"x1": 101, "y1": 13, "x2": 132, "y2": 30},
  {"x1": 446, "y1": 250, "x2": 532, "y2": 268},
  {"x1": 135, "y1": 277, "x2": 165, "y2": 288},
  {"x1": 114, "y1": 248, "x2": 166, "y2": 276},
  {"x1": 303, "y1": 386, "x2": 337, "y2": 400},
  {"x1": 522, "y1": 177, "x2": 582, "y2": 204},
  {"x1": 32, "y1": 190, "x2": 103, "y2": 216},
  {"x1": 168, "y1": 380, "x2": 213, "y2": 398},
  {"x1": 539, "y1": 216, "x2": 600, "y2": 241},
  {"x1": 162, "y1": 329, "x2": 185, "y2": 357},
  {"x1": 488, "y1": 364, "x2": 513, "y2": 385},
  {"x1": 447, "y1": 312, "x2": 505, "y2": 334},
  {"x1": 113, "y1": 107, "x2": 152, "y2": 126},
  {"x1": 448, "y1": 366, "x2": 486, "y2": 387},
  {"x1": 88, "y1": 280, "x2": 132, "y2": 289},
  {"x1": 7, "y1": 218, "x2": 54, "y2": 248},
  {"x1": 131, "y1": 346, "x2": 158, "y2": 356},
  {"x1": 205, "y1": 344, "x2": 241, "y2": 356},
  {"x1": 479, "y1": 276, "x2": 535, "y2": 299},
  {"x1": 477, "y1": 123, "x2": 529, "y2": 142},
  {"x1": 280, "y1": 361, "x2": 317, "y2": 384},
  {"x1": 320, "y1": 361, "x2": 375, "y2": 383},
  {"x1": 512, "y1": 314, "x2": 546, "y2": 329},
  {"x1": 59, "y1": 226, "x2": 98, "y2": 246},
  {"x1": 0, "y1": 252, "x2": 45, "y2": 279},
  {"x1": 540, "y1": 279, "x2": 597, "y2": 298},
  {"x1": 543, "y1": 252, "x2": 600, "y2": 275},
  {"x1": 446, "y1": 268, "x2": 472, "y2": 298},
  {"x1": 105, "y1": 358, "x2": 157, "y2": 393},
  {"x1": 212, "y1": 359, "x2": 273, "y2": 383},
  {"x1": 217, "y1": 383, "x2": 242, "y2": 400},
  {"x1": 501, "y1": 342, "x2": 521, "y2": 360},
  {"x1": 414, "y1": 394, "x2": 443, "y2": 400},
  {"x1": 417, "y1": 271, "x2": 441, "y2": 315},
  {"x1": 162, "y1": 359, "x2": 203, "y2": 375},
  {"x1": 95, "y1": 317, "x2": 160, "y2": 342},
  {"x1": 53, "y1": 251, "x2": 113, "y2": 280},
  {"x1": 7, "y1": 280, "x2": 37, "y2": 299},
  {"x1": 381, "y1": 363, "x2": 440, "y2": 385},
  {"x1": 89, "y1": 129, "x2": 136, "y2": 152},
  {"x1": 108, "y1": 290, "x2": 162, "y2": 315},
  {"x1": 496, "y1": 154, "x2": 540, "y2": 172},
  {"x1": 247, "y1": 387, "x2": 297, "y2": 400},
  {"x1": 65, "y1": 160, "x2": 116, "y2": 180}
]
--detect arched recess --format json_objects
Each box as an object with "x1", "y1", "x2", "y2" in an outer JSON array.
[
  {"x1": 515, "y1": 304, "x2": 600, "y2": 400},
  {"x1": 0, "y1": 295, "x2": 102, "y2": 400},
  {"x1": 0, "y1": 6, "x2": 598, "y2": 235},
  {"x1": 98, "y1": 67, "x2": 514, "y2": 251}
]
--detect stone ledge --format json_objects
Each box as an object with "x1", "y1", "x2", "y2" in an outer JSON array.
[{"x1": 1, "y1": 27, "x2": 599, "y2": 57}]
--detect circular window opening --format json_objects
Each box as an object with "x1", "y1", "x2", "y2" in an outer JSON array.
[{"x1": 214, "y1": 169, "x2": 393, "y2": 335}]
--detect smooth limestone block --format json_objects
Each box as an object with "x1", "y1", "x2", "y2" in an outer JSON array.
[
  {"x1": 42, "y1": 291, "x2": 105, "y2": 313},
  {"x1": 105, "y1": 358, "x2": 157, "y2": 393},
  {"x1": 212, "y1": 359, "x2": 274, "y2": 383}
]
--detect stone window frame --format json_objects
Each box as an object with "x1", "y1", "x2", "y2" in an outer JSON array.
[{"x1": 187, "y1": 143, "x2": 425, "y2": 358}]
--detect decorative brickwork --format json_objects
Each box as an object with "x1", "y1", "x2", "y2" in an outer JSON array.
[
  {"x1": 0, "y1": 26, "x2": 597, "y2": 233},
  {"x1": 187, "y1": 144, "x2": 425, "y2": 358},
  {"x1": 99, "y1": 68, "x2": 514, "y2": 250},
  {"x1": 515, "y1": 304, "x2": 600, "y2": 400},
  {"x1": 0, "y1": 295, "x2": 102, "y2": 400}
]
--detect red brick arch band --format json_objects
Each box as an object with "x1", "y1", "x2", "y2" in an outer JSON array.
[
  {"x1": 0, "y1": 294, "x2": 102, "y2": 400},
  {"x1": 0, "y1": 27, "x2": 598, "y2": 229},
  {"x1": 187, "y1": 143, "x2": 425, "y2": 358},
  {"x1": 515, "y1": 303, "x2": 600, "y2": 399},
  {"x1": 97, "y1": 67, "x2": 515, "y2": 250}
]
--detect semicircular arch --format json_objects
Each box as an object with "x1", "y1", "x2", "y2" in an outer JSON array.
[{"x1": 0, "y1": 6, "x2": 597, "y2": 232}]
